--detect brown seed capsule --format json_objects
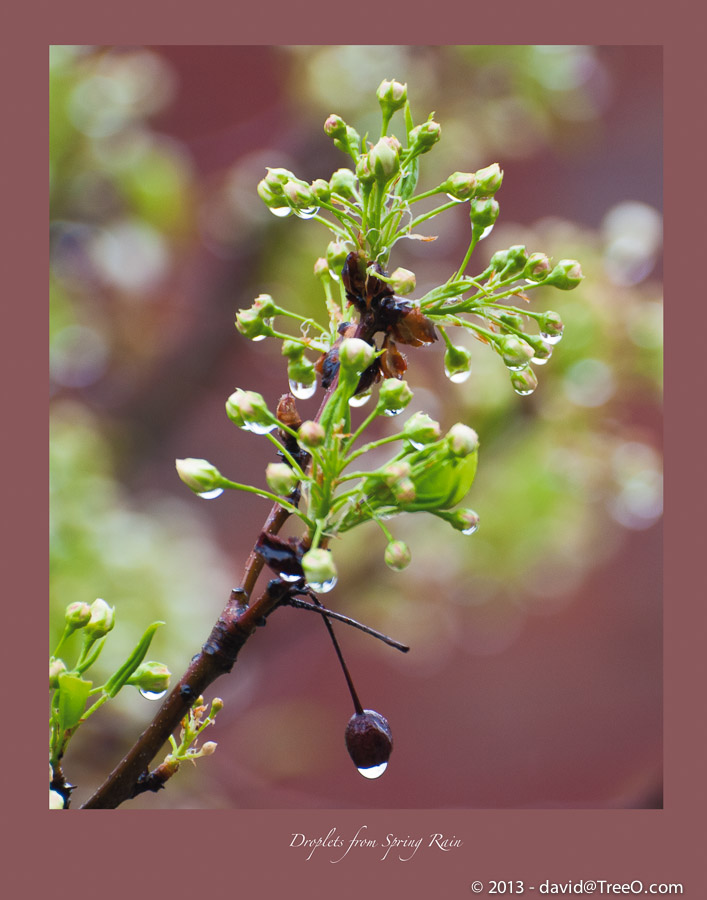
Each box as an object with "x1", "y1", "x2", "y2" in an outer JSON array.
[{"x1": 345, "y1": 709, "x2": 393, "y2": 776}]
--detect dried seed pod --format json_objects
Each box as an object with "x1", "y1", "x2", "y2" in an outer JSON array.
[{"x1": 345, "y1": 709, "x2": 393, "y2": 777}]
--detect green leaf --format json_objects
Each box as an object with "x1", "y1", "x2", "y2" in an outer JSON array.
[
  {"x1": 103, "y1": 622, "x2": 165, "y2": 698},
  {"x1": 57, "y1": 672, "x2": 92, "y2": 733}
]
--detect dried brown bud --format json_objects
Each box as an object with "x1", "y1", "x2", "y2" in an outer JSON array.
[{"x1": 345, "y1": 709, "x2": 393, "y2": 776}]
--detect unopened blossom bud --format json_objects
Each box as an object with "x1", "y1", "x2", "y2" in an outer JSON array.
[
  {"x1": 326, "y1": 239, "x2": 350, "y2": 273},
  {"x1": 384, "y1": 540, "x2": 412, "y2": 571},
  {"x1": 443, "y1": 344, "x2": 472, "y2": 382},
  {"x1": 339, "y1": 338, "x2": 377, "y2": 379},
  {"x1": 301, "y1": 548, "x2": 338, "y2": 591},
  {"x1": 329, "y1": 168, "x2": 357, "y2": 200},
  {"x1": 235, "y1": 308, "x2": 272, "y2": 340},
  {"x1": 497, "y1": 334, "x2": 535, "y2": 369},
  {"x1": 470, "y1": 196, "x2": 500, "y2": 230},
  {"x1": 377, "y1": 377, "x2": 413, "y2": 414},
  {"x1": 538, "y1": 311, "x2": 564, "y2": 340},
  {"x1": 256, "y1": 179, "x2": 279, "y2": 208},
  {"x1": 402, "y1": 411, "x2": 441, "y2": 445},
  {"x1": 376, "y1": 79, "x2": 408, "y2": 117},
  {"x1": 356, "y1": 154, "x2": 375, "y2": 187},
  {"x1": 50, "y1": 657, "x2": 67, "y2": 688},
  {"x1": 252, "y1": 293, "x2": 277, "y2": 317},
  {"x1": 313, "y1": 257, "x2": 330, "y2": 281},
  {"x1": 382, "y1": 461, "x2": 412, "y2": 485},
  {"x1": 210, "y1": 698, "x2": 224, "y2": 714},
  {"x1": 440, "y1": 171, "x2": 477, "y2": 200},
  {"x1": 287, "y1": 355, "x2": 316, "y2": 388},
  {"x1": 200, "y1": 741, "x2": 217, "y2": 756},
  {"x1": 368, "y1": 136, "x2": 401, "y2": 184},
  {"x1": 127, "y1": 661, "x2": 171, "y2": 694},
  {"x1": 283, "y1": 181, "x2": 314, "y2": 210},
  {"x1": 446, "y1": 423, "x2": 479, "y2": 457},
  {"x1": 264, "y1": 167, "x2": 295, "y2": 191},
  {"x1": 175, "y1": 457, "x2": 224, "y2": 493},
  {"x1": 523, "y1": 252, "x2": 552, "y2": 282},
  {"x1": 65, "y1": 601, "x2": 91, "y2": 629},
  {"x1": 345, "y1": 709, "x2": 393, "y2": 774},
  {"x1": 298, "y1": 420, "x2": 325, "y2": 449},
  {"x1": 502, "y1": 245, "x2": 529, "y2": 276},
  {"x1": 474, "y1": 162, "x2": 503, "y2": 196},
  {"x1": 408, "y1": 120, "x2": 441, "y2": 155},
  {"x1": 324, "y1": 114, "x2": 347, "y2": 139},
  {"x1": 281, "y1": 339, "x2": 305, "y2": 360},
  {"x1": 544, "y1": 259, "x2": 584, "y2": 290},
  {"x1": 310, "y1": 179, "x2": 331, "y2": 203},
  {"x1": 265, "y1": 462, "x2": 298, "y2": 496},
  {"x1": 448, "y1": 508, "x2": 480, "y2": 535},
  {"x1": 388, "y1": 267, "x2": 416, "y2": 295},
  {"x1": 225, "y1": 389, "x2": 274, "y2": 431},
  {"x1": 85, "y1": 598, "x2": 115, "y2": 638}
]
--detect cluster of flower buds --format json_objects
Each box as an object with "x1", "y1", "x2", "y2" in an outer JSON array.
[
  {"x1": 257, "y1": 167, "x2": 322, "y2": 218},
  {"x1": 235, "y1": 294, "x2": 277, "y2": 341}
]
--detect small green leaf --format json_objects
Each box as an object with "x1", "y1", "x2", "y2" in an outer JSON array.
[
  {"x1": 103, "y1": 622, "x2": 165, "y2": 698},
  {"x1": 57, "y1": 672, "x2": 92, "y2": 733}
]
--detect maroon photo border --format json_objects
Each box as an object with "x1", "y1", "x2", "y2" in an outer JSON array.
[{"x1": 12, "y1": 2, "x2": 704, "y2": 896}]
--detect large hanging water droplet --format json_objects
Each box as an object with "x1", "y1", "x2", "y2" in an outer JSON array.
[
  {"x1": 293, "y1": 206, "x2": 320, "y2": 219},
  {"x1": 445, "y1": 193, "x2": 465, "y2": 204},
  {"x1": 479, "y1": 224, "x2": 495, "y2": 240},
  {"x1": 513, "y1": 383, "x2": 536, "y2": 396},
  {"x1": 269, "y1": 206, "x2": 292, "y2": 218},
  {"x1": 288, "y1": 379, "x2": 317, "y2": 400},
  {"x1": 139, "y1": 688, "x2": 167, "y2": 701},
  {"x1": 462, "y1": 520, "x2": 479, "y2": 535},
  {"x1": 504, "y1": 361, "x2": 528, "y2": 372},
  {"x1": 540, "y1": 331, "x2": 563, "y2": 346},
  {"x1": 307, "y1": 575, "x2": 337, "y2": 593},
  {"x1": 243, "y1": 421, "x2": 278, "y2": 435},
  {"x1": 357, "y1": 762, "x2": 388, "y2": 779},
  {"x1": 349, "y1": 390, "x2": 372, "y2": 408},
  {"x1": 197, "y1": 488, "x2": 224, "y2": 500},
  {"x1": 444, "y1": 366, "x2": 471, "y2": 384}
]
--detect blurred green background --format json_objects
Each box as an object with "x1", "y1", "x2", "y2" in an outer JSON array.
[{"x1": 49, "y1": 45, "x2": 662, "y2": 809}]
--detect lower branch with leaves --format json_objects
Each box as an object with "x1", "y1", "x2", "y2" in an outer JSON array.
[{"x1": 50, "y1": 78, "x2": 582, "y2": 809}]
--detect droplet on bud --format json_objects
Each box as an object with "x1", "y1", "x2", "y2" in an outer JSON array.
[
  {"x1": 139, "y1": 688, "x2": 167, "y2": 701},
  {"x1": 269, "y1": 206, "x2": 292, "y2": 218},
  {"x1": 349, "y1": 390, "x2": 372, "y2": 408},
  {"x1": 197, "y1": 488, "x2": 224, "y2": 500},
  {"x1": 288, "y1": 379, "x2": 317, "y2": 400},
  {"x1": 345, "y1": 709, "x2": 393, "y2": 778},
  {"x1": 293, "y1": 206, "x2": 320, "y2": 219}
]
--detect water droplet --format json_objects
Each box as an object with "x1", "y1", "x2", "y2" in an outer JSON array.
[
  {"x1": 504, "y1": 362, "x2": 528, "y2": 372},
  {"x1": 307, "y1": 576, "x2": 337, "y2": 593},
  {"x1": 269, "y1": 206, "x2": 292, "y2": 218},
  {"x1": 408, "y1": 440, "x2": 426, "y2": 451},
  {"x1": 139, "y1": 689, "x2": 167, "y2": 701},
  {"x1": 444, "y1": 366, "x2": 471, "y2": 384},
  {"x1": 513, "y1": 383, "x2": 537, "y2": 397},
  {"x1": 243, "y1": 421, "x2": 277, "y2": 435},
  {"x1": 531, "y1": 354, "x2": 551, "y2": 366},
  {"x1": 445, "y1": 193, "x2": 465, "y2": 204},
  {"x1": 252, "y1": 334, "x2": 267, "y2": 342},
  {"x1": 383, "y1": 407, "x2": 403, "y2": 417},
  {"x1": 540, "y1": 331, "x2": 563, "y2": 345},
  {"x1": 293, "y1": 206, "x2": 320, "y2": 219},
  {"x1": 197, "y1": 488, "x2": 224, "y2": 500},
  {"x1": 288, "y1": 379, "x2": 317, "y2": 400},
  {"x1": 357, "y1": 762, "x2": 388, "y2": 779},
  {"x1": 479, "y1": 224, "x2": 495, "y2": 241},
  {"x1": 462, "y1": 521, "x2": 479, "y2": 535},
  {"x1": 279, "y1": 572, "x2": 303, "y2": 583},
  {"x1": 349, "y1": 390, "x2": 372, "y2": 408}
]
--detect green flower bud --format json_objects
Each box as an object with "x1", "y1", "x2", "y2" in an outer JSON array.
[
  {"x1": 538, "y1": 311, "x2": 564, "y2": 342},
  {"x1": 313, "y1": 257, "x2": 331, "y2": 281},
  {"x1": 444, "y1": 508, "x2": 480, "y2": 535},
  {"x1": 377, "y1": 377, "x2": 413, "y2": 415},
  {"x1": 402, "y1": 411, "x2": 441, "y2": 446},
  {"x1": 446, "y1": 423, "x2": 479, "y2": 457},
  {"x1": 544, "y1": 259, "x2": 584, "y2": 290},
  {"x1": 324, "y1": 114, "x2": 347, "y2": 140},
  {"x1": 176, "y1": 457, "x2": 224, "y2": 493},
  {"x1": 408, "y1": 120, "x2": 441, "y2": 155},
  {"x1": 470, "y1": 197, "x2": 500, "y2": 231},
  {"x1": 384, "y1": 540, "x2": 411, "y2": 571},
  {"x1": 502, "y1": 245, "x2": 528, "y2": 277},
  {"x1": 200, "y1": 741, "x2": 217, "y2": 756},
  {"x1": 443, "y1": 344, "x2": 472, "y2": 383},
  {"x1": 388, "y1": 267, "x2": 416, "y2": 295},
  {"x1": 510, "y1": 365, "x2": 539, "y2": 396},
  {"x1": 498, "y1": 311, "x2": 525, "y2": 331},
  {"x1": 339, "y1": 338, "x2": 377, "y2": 380},
  {"x1": 256, "y1": 179, "x2": 279, "y2": 208},
  {"x1": 287, "y1": 355, "x2": 316, "y2": 387},
  {"x1": 474, "y1": 162, "x2": 503, "y2": 196},
  {"x1": 298, "y1": 420, "x2": 325, "y2": 449},
  {"x1": 50, "y1": 657, "x2": 67, "y2": 688},
  {"x1": 440, "y1": 171, "x2": 477, "y2": 200},
  {"x1": 85, "y1": 598, "x2": 115, "y2": 638},
  {"x1": 211, "y1": 697, "x2": 224, "y2": 714},
  {"x1": 382, "y1": 461, "x2": 412, "y2": 485},
  {"x1": 330, "y1": 168, "x2": 357, "y2": 200},
  {"x1": 376, "y1": 79, "x2": 408, "y2": 117},
  {"x1": 127, "y1": 661, "x2": 171, "y2": 694},
  {"x1": 326, "y1": 239, "x2": 350, "y2": 274},
  {"x1": 344, "y1": 126, "x2": 361, "y2": 156},
  {"x1": 496, "y1": 334, "x2": 535, "y2": 369},
  {"x1": 265, "y1": 462, "x2": 298, "y2": 496},
  {"x1": 252, "y1": 293, "x2": 277, "y2": 317},
  {"x1": 310, "y1": 179, "x2": 331, "y2": 203},
  {"x1": 281, "y1": 339, "x2": 305, "y2": 360},
  {"x1": 368, "y1": 136, "x2": 401, "y2": 184},
  {"x1": 523, "y1": 252, "x2": 552, "y2": 282},
  {"x1": 283, "y1": 181, "x2": 315, "y2": 210},
  {"x1": 235, "y1": 308, "x2": 272, "y2": 341},
  {"x1": 225, "y1": 389, "x2": 275, "y2": 433},
  {"x1": 301, "y1": 548, "x2": 338, "y2": 592},
  {"x1": 264, "y1": 167, "x2": 295, "y2": 191},
  {"x1": 356, "y1": 154, "x2": 375, "y2": 187},
  {"x1": 65, "y1": 601, "x2": 92, "y2": 629}
]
